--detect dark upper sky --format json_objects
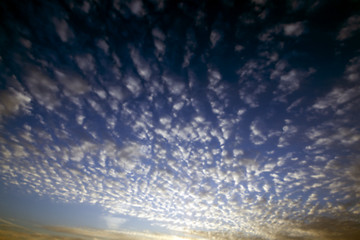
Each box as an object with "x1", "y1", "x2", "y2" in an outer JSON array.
[{"x1": 1, "y1": 0, "x2": 360, "y2": 239}]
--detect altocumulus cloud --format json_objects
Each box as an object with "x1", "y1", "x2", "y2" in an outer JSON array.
[{"x1": 0, "y1": 0, "x2": 360, "y2": 239}]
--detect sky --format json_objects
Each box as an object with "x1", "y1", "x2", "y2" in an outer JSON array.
[{"x1": 0, "y1": 0, "x2": 360, "y2": 239}]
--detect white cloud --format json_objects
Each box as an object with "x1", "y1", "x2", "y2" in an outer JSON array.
[
  {"x1": 237, "y1": 61, "x2": 267, "y2": 107},
  {"x1": 278, "y1": 70, "x2": 300, "y2": 93},
  {"x1": 210, "y1": 30, "x2": 222, "y2": 48},
  {"x1": 277, "y1": 120, "x2": 298, "y2": 148},
  {"x1": 87, "y1": 99, "x2": 106, "y2": 117},
  {"x1": 108, "y1": 86, "x2": 126, "y2": 101},
  {"x1": 270, "y1": 60, "x2": 288, "y2": 79},
  {"x1": 274, "y1": 68, "x2": 314, "y2": 102},
  {"x1": 69, "y1": 141, "x2": 97, "y2": 162},
  {"x1": 345, "y1": 56, "x2": 360, "y2": 82},
  {"x1": 19, "y1": 38, "x2": 32, "y2": 48},
  {"x1": 95, "y1": 89, "x2": 107, "y2": 99},
  {"x1": 286, "y1": 98, "x2": 303, "y2": 112},
  {"x1": 125, "y1": 76, "x2": 142, "y2": 97},
  {"x1": 283, "y1": 21, "x2": 305, "y2": 37},
  {"x1": 263, "y1": 163, "x2": 276, "y2": 172},
  {"x1": 25, "y1": 68, "x2": 60, "y2": 110},
  {"x1": 250, "y1": 119, "x2": 267, "y2": 145},
  {"x1": 75, "y1": 54, "x2": 95, "y2": 73},
  {"x1": 0, "y1": 88, "x2": 31, "y2": 120},
  {"x1": 76, "y1": 114, "x2": 85, "y2": 125},
  {"x1": 56, "y1": 70, "x2": 90, "y2": 95},
  {"x1": 159, "y1": 116, "x2": 171, "y2": 126},
  {"x1": 258, "y1": 21, "x2": 305, "y2": 42},
  {"x1": 52, "y1": 17, "x2": 74, "y2": 42},
  {"x1": 239, "y1": 84, "x2": 265, "y2": 107},
  {"x1": 234, "y1": 45, "x2": 244, "y2": 52},
  {"x1": 107, "y1": 116, "x2": 117, "y2": 129},
  {"x1": 128, "y1": 0, "x2": 146, "y2": 17},
  {"x1": 97, "y1": 39, "x2": 109, "y2": 54},
  {"x1": 173, "y1": 101, "x2": 184, "y2": 111},
  {"x1": 258, "y1": 25, "x2": 282, "y2": 42},
  {"x1": 306, "y1": 124, "x2": 360, "y2": 148},
  {"x1": 277, "y1": 152, "x2": 293, "y2": 167},
  {"x1": 162, "y1": 75, "x2": 185, "y2": 95},
  {"x1": 102, "y1": 216, "x2": 127, "y2": 230},
  {"x1": 182, "y1": 30, "x2": 197, "y2": 68},
  {"x1": 130, "y1": 48, "x2": 151, "y2": 81},
  {"x1": 152, "y1": 28, "x2": 166, "y2": 61},
  {"x1": 312, "y1": 86, "x2": 360, "y2": 111},
  {"x1": 337, "y1": 15, "x2": 360, "y2": 40},
  {"x1": 152, "y1": 28, "x2": 165, "y2": 41}
]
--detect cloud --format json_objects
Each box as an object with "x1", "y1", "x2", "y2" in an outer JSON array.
[
  {"x1": 210, "y1": 30, "x2": 222, "y2": 48},
  {"x1": 306, "y1": 124, "x2": 360, "y2": 149},
  {"x1": 76, "y1": 114, "x2": 85, "y2": 125},
  {"x1": 258, "y1": 25, "x2": 282, "y2": 41},
  {"x1": 239, "y1": 83, "x2": 266, "y2": 107},
  {"x1": 250, "y1": 119, "x2": 267, "y2": 145},
  {"x1": 258, "y1": 21, "x2": 305, "y2": 42},
  {"x1": 345, "y1": 56, "x2": 360, "y2": 82},
  {"x1": 273, "y1": 67, "x2": 315, "y2": 102},
  {"x1": 237, "y1": 60, "x2": 267, "y2": 107},
  {"x1": 270, "y1": 60, "x2": 288, "y2": 79},
  {"x1": 1, "y1": 0, "x2": 360, "y2": 237},
  {"x1": 130, "y1": 47, "x2": 151, "y2": 81},
  {"x1": 152, "y1": 28, "x2": 166, "y2": 61},
  {"x1": 56, "y1": 70, "x2": 91, "y2": 95},
  {"x1": 52, "y1": 17, "x2": 74, "y2": 42},
  {"x1": 337, "y1": 15, "x2": 360, "y2": 41},
  {"x1": 25, "y1": 67, "x2": 60, "y2": 110},
  {"x1": 97, "y1": 39, "x2": 110, "y2": 54},
  {"x1": 235, "y1": 44, "x2": 244, "y2": 52},
  {"x1": 311, "y1": 86, "x2": 360, "y2": 113},
  {"x1": 0, "y1": 88, "x2": 31, "y2": 120},
  {"x1": 81, "y1": 1, "x2": 91, "y2": 13},
  {"x1": 278, "y1": 70, "x2": 301, "y2": 93},
  {"x1": 182, "y1": 29, "x2": 197, "y2": 67},
  {"x1": 277, "y1": 119, "x2": 298, "y2": 148},
  {"x1": 125, "y1": 76, "x2": 142, "y2": 97},
  {"x1": 283, "y1": 21, "x2": 305, "y2": 37},
  {"x1": 87, "y1": 98, "x2": 106, "y2": 117},
  {"x1": 75, "y1": 54, "x2": 96, "y2": 73},
  {"x1": 128, "y1": 0, "x2": 146, "y2": 17},
  {"x1": 95, "y1": 88, "x2": 107, "y2": 99},
  {"x1": 108, "y1": 86, "x2": 126, "y2": 101},
  {"x1": 286, "y1": 97, "x2": 303, "y2": 112},
  {"x1": 102, "y1": 216, "x2": 127, "y2": 230},
  {"x1": 162, "y1": 74, "x2": 186, "y2": 95}
]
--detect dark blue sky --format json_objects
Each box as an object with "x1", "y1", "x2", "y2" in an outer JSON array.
[{"x1": 1, "y1": 0, "x2": 360, "y2": 239}]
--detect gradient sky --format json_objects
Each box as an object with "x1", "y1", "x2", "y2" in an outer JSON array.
[{"x1": 1, "y1": 0, "x2": 360, "y2": 239}]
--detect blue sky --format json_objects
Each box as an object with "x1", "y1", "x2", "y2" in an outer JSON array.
[{"x1": 1, "y1": 0, "x2": 360, "y2": 239}]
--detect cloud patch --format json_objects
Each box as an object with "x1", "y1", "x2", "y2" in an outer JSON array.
[
  {"x1": 52, "y1": 17, "x2": 74, "y2": 42},
  {"x1": 250, "y1": 119, "x2": 267, "y2": 145},
  {"x1": 0, "y1": 88, "x2": 31, "y2": 120},
  {"x1": 283, "y1": 21, "x2": 305, "y2": 37},
  {"x1": 25, "y1": 68, "x2": 60, "y2": 110},
  {"x1": 337, "y1": 15, "x2": 360, "y2": 41}
]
